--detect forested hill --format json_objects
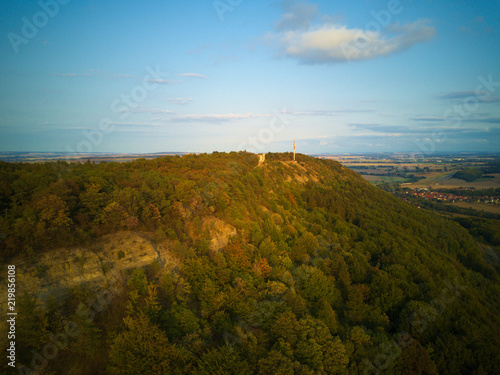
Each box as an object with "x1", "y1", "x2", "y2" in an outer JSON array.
[{"x1": 1, "y1": 152, "x2": 499, "y2": 374}]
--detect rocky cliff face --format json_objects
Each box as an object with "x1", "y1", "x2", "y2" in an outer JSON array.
[
  {"x1": 202, "y1": 216, "x2": 237, "y2": 252},
  {"x1": 1, "y1": 232, "x2": 168, "y2": 341},
  {"x1": 1, "y1": 232, "x2": 169, "y2": 312},
  {"x1": 0, "y1": 217, "x2": 237, "y2": 343},
  {"x1": 1, "y1": 218, "x2": 237, "y2": 312}
]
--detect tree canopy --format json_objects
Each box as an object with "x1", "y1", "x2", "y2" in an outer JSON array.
[{"x1": 1, "y1": 152, "x2": 499, "y2": 374}]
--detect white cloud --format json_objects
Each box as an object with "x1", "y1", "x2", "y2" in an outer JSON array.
[
  {"x1": 123, "y1": 106, "x2": 374, "y2": 124},
  {"x1": 121, "y1": 106, "x2": 175, "y2": 115},
  {"x1": 179, "y1": 73, "x2": 207, "y2": 79},
  {"x1": 146, "y1": 79, "x2": 180, "y2": 85},
  {"x1": 412, "y1": 115, "x2": 500, "y2": 123},
  {"x1": 167, "y1": 98, "x2": 193, "y2": 105},
  {"x1": 267, "y1": 1, "x2": 435, "y2": 64},
  {"x1": 289, "y1": 109, "x2": 374, "y2": 116},
  {"x1": 412, "y1": 116, "x2": 445, "y2": 122},
  {"x1": 170, "y1": 113, "x2": 271, "y2": 123},
  {"x1": 439, "y1": 90, "x2": 500, "y2": 103},
  {"x1": 53, "y1": 70, "x2": 134, "y2": 79},
  {"x1": 168, "y1": 108, "x2": 372, "y2": 123},
  {"x1": 109, "y1": 122, "x2": 162, "y2": 127},
  {"x1": 275, "y1": 0, "x2": 318, "y2": 31},
  {"x1": 54, "y1": 73, "x2": 80, "y2": 77}
]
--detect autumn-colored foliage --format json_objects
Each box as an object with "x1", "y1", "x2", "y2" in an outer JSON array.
[{"x1": 0, "y1": 153, "x2": 498, "y2": 374}]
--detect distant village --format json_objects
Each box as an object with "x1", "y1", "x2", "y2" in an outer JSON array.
[{"x1": 400, "y1": 187, "x2": 500, "y2": 205}]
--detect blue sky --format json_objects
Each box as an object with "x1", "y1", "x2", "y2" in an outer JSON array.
[{"x1": 0, "y1": 0, "x2": 499, "y2": 154}]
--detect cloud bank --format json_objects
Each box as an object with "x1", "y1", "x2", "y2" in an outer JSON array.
[
  {"x1": 121, "y1": 106, "x2": 371, "y2": 124},
  {"x1": 167, "y1": 98, "x2": 193, "y2": 105},
  {"x1": 179, "y1": 73, "x2": 207, "y2": 79},
  {"x1": 267, "y1": 1, "x2": 435, "y2": 63},
  {"x1": 439, "y1": 90, "x2": 500, "y2": 103}
]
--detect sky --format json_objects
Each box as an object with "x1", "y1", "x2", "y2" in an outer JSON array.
[{"x1": 0, "y1": 0, "x2": 499, "y2": 155}]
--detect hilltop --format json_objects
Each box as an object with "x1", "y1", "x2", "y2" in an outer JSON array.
[{"x1": 0, "y1": 152, "x2": 499, "y2": 374}]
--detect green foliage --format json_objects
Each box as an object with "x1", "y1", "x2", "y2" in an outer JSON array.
[
  {"x1": 269, "y1": 311, "x2": 349, "y2": 374},
  {"x1": 454, "y1": 168, "x2": 483, "y2": 182},
  {"x1": 317, "y1": 299, "x2": 340, "y2": 335},
  {"x1": 257, "y1": 350, "x2": 295, "y2": 375},
  {"x1": 1, "y1": 152, "x2": 499, "y2": 374},
  {"x1": 127, "y1": 268, "x2": 148, "y2": 295},
  {"x1": 107, "y1": 314, "x2": 186, "y2": 375},
  {"x1": 400, "y1": 341, "x2": 437, "y2": 375},
  {"x1": 193, "y1": 346, "x2": 252, "y2": 375},
  {"x1": 14, "y1": 292, "x2": 48, "y2": 364},
  {"x1": 455, "y1": 217, "x2": 500, "y2": 245},
  {"x1": 67, "y1": 303, "x2": 102, "y2": 358},
  {"x1": 295, "y1": 265, "x2": 340, "y2": 307}
]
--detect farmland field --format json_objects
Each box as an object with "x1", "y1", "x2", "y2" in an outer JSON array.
[
  {"x1": 361, "y1": 175, "x2": 408, "y2": 184},
  {"x1": 448, "y1": 202, "x2": 500, "y2": 215},
  {"x1": 403, "y1": 174, "x2": 500, "y2": 189}
]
